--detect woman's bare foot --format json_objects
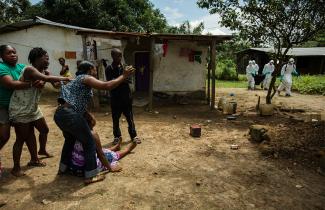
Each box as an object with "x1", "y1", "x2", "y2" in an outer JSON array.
[
  {"x1": 11, "y1": 168, "x2": 26, "y2": 177},
  {"x1": 38, "y1": 151, "x2": 54, "y2": 158}
]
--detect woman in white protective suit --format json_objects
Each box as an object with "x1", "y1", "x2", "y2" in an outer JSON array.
[
  {"x1": 246, "y1": 60, "x2": 258, "y2": 90},
  {"x1": 262, "y1": 60, "x2": 275, "y2": 90},
  {"x1": 277, "y1": 58, "x2": 299, "y2": 96}
]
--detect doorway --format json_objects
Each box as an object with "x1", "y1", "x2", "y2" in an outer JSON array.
[{"x1": 134, "y1": 52, "x2": 150, "y2": 92}]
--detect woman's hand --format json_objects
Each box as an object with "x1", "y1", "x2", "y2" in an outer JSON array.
[
  {"x1": 62, "y1": 77, "x2": 72, "y2": 81},
  {"x1": 32, "y1": 80, "x2": 46, "y2": 89}
]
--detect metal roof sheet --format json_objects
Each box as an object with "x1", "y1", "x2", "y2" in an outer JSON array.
[
  {"x1": 0, "y1": 16, "x2": 114, "y2": 34},
  {"x1": 248, "y1": 47, "x2": 325, "y2": 56},
  {"x1": 0, "y1": 17, "x2": 232, "y2": 42}
]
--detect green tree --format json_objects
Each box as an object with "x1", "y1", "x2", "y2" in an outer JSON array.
[
  {"x1": 25, "y1": 0, "x2": 168, "y2": 33},
  {"x1": 167, "y1": 20, "x2": 204, "y2": 34},
  {"x1": 298, "y1": 30, "x2": 325, "y2": 47},
  {"x1": 197, "y1": 0, "x2": 325, "y2": 104},
  {"x1": 23, "y1": 2, "x2": 47, "y2": 19},
  {"x1": 38, "y1": 0, "x2": 101, "y2": 28},
  {"x1": 217, "y1": 35, "x2": 251, "y2": 61},
  {"x1": 0, "y1": 0, "x2": 31, "y2": 24},
  {"x1": 216, "y1": 35, "x2": 251, "y2": 80}
]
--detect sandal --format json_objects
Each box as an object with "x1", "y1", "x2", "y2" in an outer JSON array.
[
  {"x1": 84, "y1": 174, "x2": 105, "y2": 185},
  {"x1": 27, "y1": 161, "x2": 46, "y2": 167},
  {"x1": 11, "y1": 170, "x2": 26, "y2": 177},
  {"x1": 99, "y1": 169, "x2": 110, "y2": 175},
  {"x1": 132, "y1": 137, "x2": 142, "y2": 144},
  {"x1": 112, "y1": 137, "x2": 122, "y2": 145},
  {"x1": 38, "y1": 151, "x2": 54, "y2": 158}
]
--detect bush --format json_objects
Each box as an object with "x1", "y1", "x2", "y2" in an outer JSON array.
[
  {"x1": 216, "y1": 59, "x2": 238, "y2": 80},
  {"x1": 238, "y1": 74, "x2": 247, "y2": 81},
  {"x1": 292, "y1": 75, "x2": 325, "y2": 95}
]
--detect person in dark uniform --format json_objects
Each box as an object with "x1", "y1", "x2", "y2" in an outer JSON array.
[{"x1": 105, "y1": 48, "x2": 141, "y2": 145}]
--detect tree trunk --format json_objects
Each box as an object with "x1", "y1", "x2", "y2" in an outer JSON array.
[
  {"x1": 266, "y1": 76, "x2": 276, "y2": 104},
  {"x1": 266, "y1": 62, "x2": 282, "y2": 104}
]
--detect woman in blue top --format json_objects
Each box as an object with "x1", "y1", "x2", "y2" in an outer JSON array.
[{"x1": 54, "y1": 61, "x2": 134, "y2": 184}]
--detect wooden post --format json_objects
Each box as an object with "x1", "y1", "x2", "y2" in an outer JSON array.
[
  {"x1": 210, "y1": 39, "x2": 216, "y2": 110},
  {"x1": 148, "y1": 38, "x2": 155, "y2": 112},
  {"x1": 82, "y1": 35, "x2": 88, "y2": 60},
  {"x1": 320, "y1": 57, "x2": 325, "y2": 74},
  {"x1": 82, "y1": 35, "x2": 100, "y2": 110},
  {"x1": 207, "y1": 47, "x2": 211, "y2": 104}
]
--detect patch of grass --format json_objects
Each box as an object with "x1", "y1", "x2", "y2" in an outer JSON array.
[
  {"x1": 216, "y1": 80, "x2": 247, "y2": 88},
  {"x1": 209, "y1": 75, "x2": 325, "y2": 94},
  {"x1": 272, "y1": 75, "x2": 325, "y2": 95},
  {"x1": 206, "y1": 74, "x2": 247, "y2": 88}
]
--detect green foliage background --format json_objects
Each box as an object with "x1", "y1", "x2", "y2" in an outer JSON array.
[
  {"x1": 216, "y1": 59, "x2": 238, "y2": 80},
  {"x1": 0, "y1": 0, "x2": 206, "y2": 34},
  {"x1": 1, "y1": 0, "x2": 168, "y2": 33},
  {"x1": 292, "y1": 75, "x2": 325, "y2": 95},
  {"x1": 216, "y1": 74, "x2": 325, "y2": 95}
]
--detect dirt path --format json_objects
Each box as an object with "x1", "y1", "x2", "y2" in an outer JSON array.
[{"x1": 0, "y1": 89, "x2": 325, "y2": 210}]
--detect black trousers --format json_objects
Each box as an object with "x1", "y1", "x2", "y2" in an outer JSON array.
[{"x1": 111, "y1": 99, "x2": 137, "y2": 139}]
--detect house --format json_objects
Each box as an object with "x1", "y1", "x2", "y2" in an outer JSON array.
[
  {"x1": 236, "y1": 47, "x2": 325, "y2": 75},
  {"x1": 0, "y1": 17, "x2": 116, "y2": 77},
  {"x1": 0, "y1": 17, "x2": 231, "y2": 110}
]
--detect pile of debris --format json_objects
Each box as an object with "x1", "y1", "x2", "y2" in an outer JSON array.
[{"x1": 248, "y1": 121, "x2": 325, "y2": 168}]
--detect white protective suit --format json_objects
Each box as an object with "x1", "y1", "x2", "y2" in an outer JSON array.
[
  {"x1": 252, "y1": 60, "x2": 259, "y2": 75},
  {"x1": 246, "y1": 61, "x2": 257, "y2": 89},
  {"x1": 277, "y1": 59, "x2": 298, "y2": 96},
  {"x1": 262, "y1": 60, "x2": 275, "y2": 89}
]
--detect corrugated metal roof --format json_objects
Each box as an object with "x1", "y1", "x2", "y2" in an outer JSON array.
[
  {"x1": 151, "y1": 33, "x2": 232, "y2": 41},
  {"x1": 248, "y1": 47, "x2": 325, "y2": 56},
  {"x1": 0, "y1": 16, "x2": 115, "y2": 34},
  {"x1": 77, "y1": 31, "x2": 232, "y2": 41},
  {"x1": 0, "y1": 17, "x2": 232, "y2": 41}
]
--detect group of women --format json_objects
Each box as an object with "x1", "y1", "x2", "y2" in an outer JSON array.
[{"x1": 0, "y1": 45, "x2": 134, "y2": 184}]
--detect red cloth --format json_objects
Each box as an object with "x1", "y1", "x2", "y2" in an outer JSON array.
[{"x1": 163, "y1": 40, "x2": 168, "y2": 57}]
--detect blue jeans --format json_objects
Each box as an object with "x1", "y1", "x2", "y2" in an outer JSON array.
[{"x1": 54, "y1": 106, "x2": 99, "y2": 178}]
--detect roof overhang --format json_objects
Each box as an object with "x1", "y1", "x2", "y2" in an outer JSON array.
[
  {"x1": 76, "y1": 31, "x2": 232, "y2": 43},
  {"x1": 1, "y1": 17, "x2": 233, "y2": 43}
]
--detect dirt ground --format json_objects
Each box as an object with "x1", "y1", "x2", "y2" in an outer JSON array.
[{"x1": 0, "y1": 88, "x2": 325, "y2": 210}]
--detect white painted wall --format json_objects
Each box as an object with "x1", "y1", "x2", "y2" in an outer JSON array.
[
  {"x1": 0, "y1": 26, "x2": 209, "y2": 95},
  {"x1": 153, "y1": 40, "x2": 208, "y2": 93},
  {"x1": 0, "y1": 25, "x2": 83, "y2": 76}
]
